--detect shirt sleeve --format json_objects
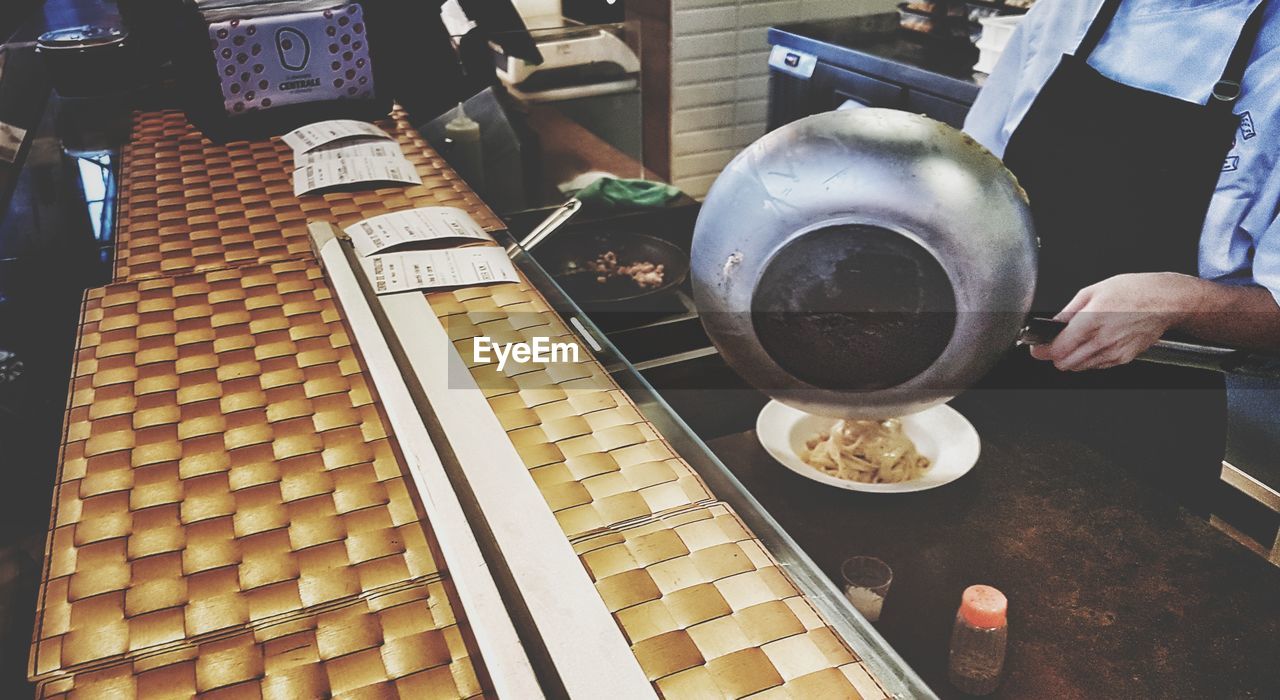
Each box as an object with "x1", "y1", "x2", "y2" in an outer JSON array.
[
  {"x1": 1199, "y1": 54, "x2": 1280, "y2": 306},
  {"x1": 1252, "y1": 230, "x2": 1280, "y2": 306},
  {"x1": 963, "y1": 18, "x2": 1034, "y2": 157},
  {"x1": 1227, "y1": 46, "x2": 1280, "y2": 307},
  {"x1": 1220, "y1": 204, "x2": 1280, "y2": 307}
]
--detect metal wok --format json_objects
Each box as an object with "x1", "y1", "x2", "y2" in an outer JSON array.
[
  {"x1": 691, "y1": 109, "x2": 1280, "y2": 421},
  {"x1": 691, "y1": 108, "x2": 1038, "y2": 419}
]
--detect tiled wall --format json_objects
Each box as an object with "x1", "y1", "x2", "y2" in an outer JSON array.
[{"x1": 670, "y1": 0, "x2": 895, "y2": 197}]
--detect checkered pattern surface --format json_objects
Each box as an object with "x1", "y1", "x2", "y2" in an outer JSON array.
[
  {"x1": 34, "y1": 583, "x2": 482, "y2": 699},
  {"x1": 429, "y1": 285, "x2": 716, "y2": 542},
  {"x1": 577, "y1": 506, "x2": 886, "y2": 699},
  {"x1": 113, "y1": 109, "x2": 502, "y2": 282},
  {"x1": 33, "y1": 104, "x2": 895, "y2": 698},
  {"x1": 30, "y1": 259, "x2": 487, "y2": 698},
  {"x1": 425, "y1": 284, "x2": 891, "y2": 699}
]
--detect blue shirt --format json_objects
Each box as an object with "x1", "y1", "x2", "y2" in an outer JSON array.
[{"x1": 964, "y1": 0, "x2": 1280, "y2": 303}]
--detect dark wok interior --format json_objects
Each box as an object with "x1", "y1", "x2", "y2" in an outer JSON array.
[{"x1": 751, "y1": 224, "x2": 958, "y2": 391}]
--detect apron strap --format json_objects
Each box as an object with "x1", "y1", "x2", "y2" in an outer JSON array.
[
  {"x1": 1075, "y1": 0, "x2": 1126, "y2": 60},
  {"x1": 1078, "y1": 0, "x2": 1269, "y2": 109},
  {"x1": 1211, "y1": 0, "x2": 1270, "y2": 108}
]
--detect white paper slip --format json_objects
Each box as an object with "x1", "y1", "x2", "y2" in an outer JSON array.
[
  {"x1": 0, "y1": 121, "x2": 27, "y2": 164},
  {"x1": 364, "y1": 247, "x2": 519, "y2": 294},
  {"x1": 345, "y1": 207, "x2": 493, "y2": 256},
  {"x1": 293, "y1": 157, "x2": 422, "y2": 196},
  {"x1": 295, "y1": 140, "x2": 408, "y2": 168},
  {"x1": 282, "y1": 119, "x2": 393, "y2": 153}
]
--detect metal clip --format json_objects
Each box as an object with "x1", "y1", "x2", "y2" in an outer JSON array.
[{"x1": 1212, "y1": 79, "x2": 1242, "y2": 102}]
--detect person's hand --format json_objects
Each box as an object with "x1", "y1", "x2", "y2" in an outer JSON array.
[{"x1": 1030, "y1": 272, "x2": 1205, "y2": 371}]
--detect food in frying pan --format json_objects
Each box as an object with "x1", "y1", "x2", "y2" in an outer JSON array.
[
  {"x1": 577, "y1": 251, "x2": 666, "y2": 289},
  {"x1": 803, "y1": 418, "x2": 931, "y2": 483}
]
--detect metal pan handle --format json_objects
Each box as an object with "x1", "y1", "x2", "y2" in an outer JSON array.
[
  {"x1": 512, "y1": 198, "x2": 583, "y2": 253},
  {"x1": 1018, "y1": 317, "x2": 1280, "y2": 379}
]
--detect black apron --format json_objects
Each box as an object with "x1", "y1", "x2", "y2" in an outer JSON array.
[{"x1": 987, "y1": 0, "x2": 1268, "y2": 509}]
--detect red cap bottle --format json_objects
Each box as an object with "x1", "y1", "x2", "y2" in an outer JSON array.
[{"x1": 948, "y1": 585, "x2": 1008, "y2": 695}]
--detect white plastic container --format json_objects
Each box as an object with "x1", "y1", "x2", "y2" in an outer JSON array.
[
  {"x1": 974, "y1": 15, "x2": 1023, "y2": 73},
  {"x1": 979, "y1": 14, "x2": 1022, "y2": 47},
  {"x1": 974, "y1": 39, "x2": 1004, "y2": 73}
]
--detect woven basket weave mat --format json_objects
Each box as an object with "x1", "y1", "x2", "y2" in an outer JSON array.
[
  {"x1": 427, "y1": 283, "x2": 891, "y2": 700},
  {"x1": 75, "y1": 105, "x2": 891, "y2": 698},
  {"x1": 35, "y1": 582, "x2": 480, "y2": 700},
  {"x1": 30, "y1": 259, "x2": 485, "y2": 699},
  {"x1": 113, "y1": 109, "x2": 502, "y2": 283}
]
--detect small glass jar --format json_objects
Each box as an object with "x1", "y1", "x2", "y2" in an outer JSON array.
[
  {"x1": 947, "y1": 584, "x2": 1008, "y2": 696},
  {"x1": 841, "y1": 555, "x2": 892, "y2": 622}
]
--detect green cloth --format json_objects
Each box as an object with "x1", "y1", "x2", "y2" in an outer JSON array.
[{"x1": 574, "y1": 177, "x2": 683, "y2": 209}]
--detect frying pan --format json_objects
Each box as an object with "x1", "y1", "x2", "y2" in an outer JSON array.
[
  {"x1": 693, "y1": 109, "x2": 1034, "y2": 419},
  {"x1": 690, "y1": 108, "x2": 1280, "y2": 421},
  {"x1": 535, "y1": 232, "x2": 689, "y2": 306}
]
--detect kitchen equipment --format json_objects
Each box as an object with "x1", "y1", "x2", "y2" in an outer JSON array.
[
  {"x1": 492, "y1": 21, "x2": 643, "y2": 169},
  {"x1": 1018, "y1": 317, "x2": 1280, "y2": 379},
  {"x1": 514, "y1": 197, "x2": 583, "y2": 251},
  {"x1": 535, "y1": 231, "x2": 688, "y2": 305},
  {"x1": 766, "y1": 15, "x2": 981, "y2": 132},
  {"x1": 563, "y1": 0, "x2": 626, "y2": 25},
  {"x1": 974, "y1": 14, "x2": 1022, "y2": 73},
  {"x1": 756, "y1": 400, "x2": 980, "y2": 493},
  {"x1": 36, "y1": 25, "x2": 138, "y2": 98},
  {"x1": 692, "y1": 108, "x2": 1280, "y2": 423},
  {"x1": 495, "y1": 25, "x2": 640, "y2": 102},
  {"x1": 692, "y1": 108, "x2": 1037, "y2": 419}
]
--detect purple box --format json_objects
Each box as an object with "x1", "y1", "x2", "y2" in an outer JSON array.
[{"x1": 208, "y1": 4, "x2": 375, "y2": 115}]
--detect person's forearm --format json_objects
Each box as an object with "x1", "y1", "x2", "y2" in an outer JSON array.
[{"x1": 1175, "y1": 278, "x2": 1280, "y2": 350}]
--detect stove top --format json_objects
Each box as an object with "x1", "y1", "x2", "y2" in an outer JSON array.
[{"x1": 520, "y1": 203, "x2": 769, "y2": 438}]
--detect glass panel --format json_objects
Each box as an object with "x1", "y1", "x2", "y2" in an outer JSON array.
[
  {"x1": 429, "y1": 20, "x2": 644, "y2": 216},
  {"x1": 505, "y1": 231, "x2": 937, "y2": 699}
]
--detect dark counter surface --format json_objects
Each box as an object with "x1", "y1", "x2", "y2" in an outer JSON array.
[
  {"x1": 707, "y1": 390, "x2": 1280, "y2": 699},
  {"x1": 768, "y1": 15, "x2": 984, "y2": 104},
  {"x1": 0, "y1": 2, "x2": 139, "y2": 696}
]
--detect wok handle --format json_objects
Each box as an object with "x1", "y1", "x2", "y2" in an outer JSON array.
[
  {"x1": 1015, "y1": 317, "x2": 1070, "y2": 346},
  {"x1": 1017, "y1": 317, "x2": 1280, "y2": 379}
]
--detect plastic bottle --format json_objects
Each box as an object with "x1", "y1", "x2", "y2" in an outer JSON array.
[
  {"x1": 947, "y1": 584, "x2": 1008, "y2": 696},
  {"x1": 444, "y1": 102, "x2": 484, "y2": 191}
]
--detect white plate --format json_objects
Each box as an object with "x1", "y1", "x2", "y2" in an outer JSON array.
[{"x1": 755, "y1": 400, "x2": 980, "y2": 493}]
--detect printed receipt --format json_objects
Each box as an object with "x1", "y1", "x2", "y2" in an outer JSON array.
[
  {"x1": 295, "y1": 141, "x2": 408, "y2": 168},
  {"x1": 281, "y1": 119, "x2": 393, "y2": 153},
  {"x1": 293, "y1": 157, "x2": 422, "y2": 196},
  {"x1": 364, "y1": 247, "x2": 519, "y2": 294},
  {"x1": 344, "y1": 207, "x2": 493, "y2": 256}
]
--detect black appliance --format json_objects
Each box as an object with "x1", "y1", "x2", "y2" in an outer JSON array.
[
  {"x1": 562, "y1": 0, "x2": 626, "y2": 25},
  {"x1": 36, "y1": 25, "x2": 140, "y2": 98},
  {"x1": 766, "y1": 14, "x2": 981, "y2": 131}
]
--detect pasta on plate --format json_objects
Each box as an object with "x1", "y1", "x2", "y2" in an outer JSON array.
[{"x1": 803, "y1": 418, "x2": 931, "y2": 484}]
